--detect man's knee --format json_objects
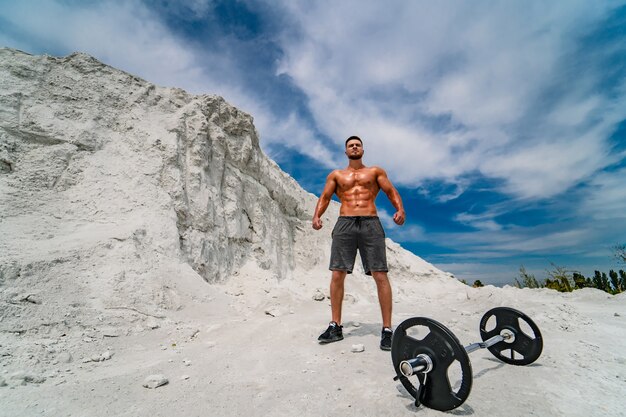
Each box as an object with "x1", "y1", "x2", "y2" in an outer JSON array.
[
  {"x1": 371, "y1": 271, "x2": 390, "y2": 284},
  {"x1": 331, "y1": 270, "x2": 347, "y2": 282}
]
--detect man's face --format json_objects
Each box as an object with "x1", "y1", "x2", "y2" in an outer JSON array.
[{"x1": 345, "y1": 139, "x2": 363, "y2": 160}]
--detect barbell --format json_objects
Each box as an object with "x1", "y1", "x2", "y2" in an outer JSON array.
[{"x1": 391, "y1": 307, "x2": 543, "y2": 411}]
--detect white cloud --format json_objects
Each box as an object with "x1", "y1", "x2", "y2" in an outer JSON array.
[
  {"x1": 269, "y1": 0, "x2": 624, "y2": 200},
  {"x1": 378, "y1": 208, "x2": 425, "y2": 241},
  {"x1": 580, "y1": 166, "x2": 626, "y2": 221}
]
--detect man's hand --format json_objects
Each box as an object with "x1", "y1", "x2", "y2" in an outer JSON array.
[
  {"x1": 312, "y1": 217, "x2": 323, "y2": 230},
  {"x1": 393, "y1": 210, "x2": 406, "y2": 226}
]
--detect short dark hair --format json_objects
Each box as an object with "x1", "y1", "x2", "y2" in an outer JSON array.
[{"x1": 345, "y1": 136, "x2": 363, "y2": 148}]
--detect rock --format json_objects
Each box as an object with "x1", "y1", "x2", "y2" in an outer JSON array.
[
  {"x1": 312, "y1": 290, "x2": 326, "y2": 301},
  {"x1": 351, "y1": 344, "x2": 365, "y2": 353},
  {"x1": 10, "y1": 293, "x2": 42, "y2": 304},
  {"x1": 82, "y1": 351, "x2": 113, "y2": 363},
  {"x1": 351, "y1": 322, "x2": 361, "y2": 328},
  {"x1": 0, "y1": 263, "x2": 21, "y2": 281},
  {"x1": 102, "y1": 328, "x2": 121, "y2": 337},
  {"x1": 143, "y1": 374, "x2": 169, "y2": 389},
  {"x1": 145, "y1": 320, "x2": 160, "y2": 330},
  {"x1": 265, "y1": 307, "x2": 282, "y2": 317},
  {"x1": 0, "y1": 376, "x2": 6, "y2": 387},
  {"x1": 615, "y1": 312, "x2": 621, "y2": 317},
  {"x1": 57, "y1": 352, "x2": 73, "y2": 363},
  {"x1": 10, "y1": 371, "x2": 45, "y2": 384},
  {"x1": 183, "y1": 359, "x2": 191, "y2": 366},
  {"x1": 181, "y1": 375, "x2": 190, "y2": 380},
  {"x1": 25, "y1": 294, "x2": 42, "y2": 304}
]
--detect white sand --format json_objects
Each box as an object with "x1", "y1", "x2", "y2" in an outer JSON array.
[{"x1": 2, "y1": 269, "x2": 625, "y2": 416}]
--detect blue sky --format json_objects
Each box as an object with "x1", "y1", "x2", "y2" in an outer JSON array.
[{"x1": 1, "y1": 0, "x2": 625, "y2": 285}]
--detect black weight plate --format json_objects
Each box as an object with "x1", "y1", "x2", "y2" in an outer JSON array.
[
  {"x1": 479, "y1": 307, "x2": 543, "y2": 365},
  {"x1": 391, "y1": 317, "x2": 473, "y2": 411}
]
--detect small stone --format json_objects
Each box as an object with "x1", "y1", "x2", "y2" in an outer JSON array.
[
  {"x1": 10, "y1": 371, "x2": 27, "y2": 382},
  {"x1": 189, "y1": 329, "x2": 200, "y2": 339},
  {"x1": 57, "y1": 352, "x2": 73, "y2": 363},
  {"x1": 10, "y1": 371, "x2": 45, "y2": 384},
  {"x1": 27, "y1": 375, "x2": 45, "y2": 384},
  {"x1": 102, "y1": 328, "x2": 121, "y2": 337},
  {"x1": 145, "y1": 320, "x2": 160, "y2": 330},
  {"x1": 351, "y1": 344, "x2": 365, "y2": 353},
  {"x1": 143, "y1": 374, "x2": 168, "y2": 389},
  {"x1": 25, "y1": 295, "x2": 42, "y2": 304},
  {"x1": 351, "y1": 322, "x2": 361, "y2": 328},
  {"x1": 181, "y1": 375, "x2": 190, "y2": 380},
  {"x1": 264, "y1": 307, "x2": 281, "y2": 317},
  {"x1": 0, "y1": 376, "x2": 6, "y2": 387},
  {"x1": 615, "y1": 312, "x2": 621, "y2": 317},
  {"x1": 101, "y1": 351, "x2": 113, "y2": 361},
  {"x1": 183, "y1": 359, "x2": 191, "y2": 366},
  {"x1": 312, "y1": 290, "x2": 326, "y2": 301}
]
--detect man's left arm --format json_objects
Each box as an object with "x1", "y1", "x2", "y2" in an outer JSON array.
[{"x1": 376, "y1": 167, "x2": 405, "y2": 225}]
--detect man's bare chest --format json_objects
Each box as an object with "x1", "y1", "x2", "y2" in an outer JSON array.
[{"x1": 336, "y1": 169, "x2": 378, "y2": 191}]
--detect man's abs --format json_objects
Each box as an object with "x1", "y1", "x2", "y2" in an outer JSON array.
[
  {"x1": 339, "y1": 197, "x2": 378, "y2": 216},
  {"x1": 334, "y1": 168, "x2": 380, "y2": 216}
]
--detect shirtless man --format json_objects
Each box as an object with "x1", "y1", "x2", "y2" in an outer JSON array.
[{"x1": 312, "y1": 136, "x2": 405, "y2": 351}]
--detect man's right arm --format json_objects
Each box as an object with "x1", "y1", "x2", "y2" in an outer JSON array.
[{"x1": 312, "y1": 171, "x2": 337, "y2": 230}]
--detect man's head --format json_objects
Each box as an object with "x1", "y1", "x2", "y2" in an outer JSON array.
[{"x1": 345, "y1": 136, "x2": 364, "y2": 160}]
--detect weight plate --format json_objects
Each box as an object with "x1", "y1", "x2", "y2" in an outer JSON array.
[
  {"x1": 479, "y1": 307, "x2": 543, "y2": 365},
  {"x1": 391, "y1": 317, "x2": 473, "y2": 411}
]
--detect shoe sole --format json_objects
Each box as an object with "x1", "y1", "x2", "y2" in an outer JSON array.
[
  {"x1": 318, "y1": 336, "x2": 344, "y2": 344},
  {"x1": 380, "y1": 345, "x2": 391, "y2": 351}
]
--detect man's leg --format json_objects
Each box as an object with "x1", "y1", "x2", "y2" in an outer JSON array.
[
  {"x1": 330, "y1": 270, "x2": 347, "y2": 324},
  {"x1": 371, "y1": 271, "x2": 392, "y2": 328}
]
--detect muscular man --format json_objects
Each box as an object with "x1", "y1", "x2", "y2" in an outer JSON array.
[{"x1": 312, "y1": 136, "x2": 405, "y2": 351}]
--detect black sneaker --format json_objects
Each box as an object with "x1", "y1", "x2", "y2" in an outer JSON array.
[
  {"x1": 380, "y1": 327, "x2": 393, "y2": 351},
  {"x1": 318, "y1": 322, "x2": 344, "y2": 344}
]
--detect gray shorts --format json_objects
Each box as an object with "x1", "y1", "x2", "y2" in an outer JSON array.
[{"x1": 329, "y1": 216, "x2": 388, "y2": 276}]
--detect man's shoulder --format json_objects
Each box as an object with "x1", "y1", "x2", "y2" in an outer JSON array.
[{"x1": 369, "y1": 166, "x2": 387, "y2": 174}]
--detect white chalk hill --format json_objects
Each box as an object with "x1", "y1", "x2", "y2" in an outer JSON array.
[{"x1": 1, "y1": 48, "x2": 624, "y2": 416}]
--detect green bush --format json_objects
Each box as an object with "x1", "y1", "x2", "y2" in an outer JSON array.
[
  {"x1": 514, "y1": 266, "x2": 542, "y2": 289},
  {"x1": 515, "y1": 264, "x2": 624, "y2": 294}
]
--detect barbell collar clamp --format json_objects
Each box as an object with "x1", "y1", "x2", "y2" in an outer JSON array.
[{"x1": 399, "y1": 354, "x2": 433, "y2": 377}]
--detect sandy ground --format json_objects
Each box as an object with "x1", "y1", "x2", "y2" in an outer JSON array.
[{"x1": 2, "y1": 269, "x2": 625, "y2": 417}]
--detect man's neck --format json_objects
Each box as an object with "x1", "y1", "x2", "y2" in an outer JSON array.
[{"x1": 347, "y1": 159, "x2": 365, "y2": 170}]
